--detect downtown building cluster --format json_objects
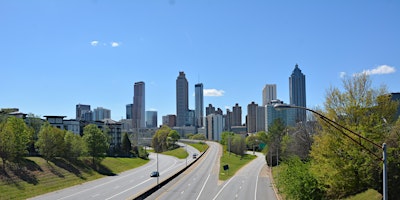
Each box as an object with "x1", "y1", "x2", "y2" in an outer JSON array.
[{"x1": 3, "y1": 64, "x2": 400, "y2": 150}]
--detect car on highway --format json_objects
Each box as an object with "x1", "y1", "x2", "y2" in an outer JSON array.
[
  {"x1": 192, "y1": 153, "x2": 198, "y2": 159},
  {"x1": 150, "y1": 171, "x2": 159, "y2": 177}
]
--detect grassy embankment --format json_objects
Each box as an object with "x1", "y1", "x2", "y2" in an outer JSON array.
[
  {"x1": 219, "y1": 147, "x2": 257, "y2": 181},
  {"x1": 271, "y1": 165, "x2": 382, "y2": 200},
  {"x1": 0, "y1": 157, "x2": 149, "y2": 200}
]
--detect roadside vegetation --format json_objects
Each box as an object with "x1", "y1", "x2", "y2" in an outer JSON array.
[
  {"x1": 269, "y1": 74, "x2": 400, "y2": 199},
  {"x1": 0, "y1": 156, "x2": 148, "y2": 199}
]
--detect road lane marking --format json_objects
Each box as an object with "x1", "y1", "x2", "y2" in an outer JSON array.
[
  {"x1": 212, "y1": 177, "x2": 235, "y2": 200},
  {"x1": 195, "y1": 173, "x2": 211, "y2": 200}
]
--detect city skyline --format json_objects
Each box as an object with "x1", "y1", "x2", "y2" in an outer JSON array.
[{"x1": 1, "y1": 1, "x2": 399, "y2": 123}]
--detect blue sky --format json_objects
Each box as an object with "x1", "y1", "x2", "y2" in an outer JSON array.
[{"x1": 1, "y1": 1, "x2": 399, "y2": 123}]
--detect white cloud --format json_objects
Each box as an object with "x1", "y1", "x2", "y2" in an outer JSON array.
[
  {"x1": 111, "y1": 42, "x2": 120, "y2": 47},
  {"x1": 90, "y1": 40, "x2": 99, "y2": 46},
  {"x1": 339, "y1": 72, "x2": 346, "y2": 78},
  {"x1": 204, "y1": 89, "x2": 225, "y2": 97},
  {"x1": 354, "y1": 65, "x2": 396, "y2": 76}
]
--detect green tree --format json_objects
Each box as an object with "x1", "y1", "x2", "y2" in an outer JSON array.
[
  {"x1": 82, "y1": 124, "x2": 109, "y2": 166},
  {"x1": 230, "y1": 134, "x2": 246, "y2": 156},
  {"x1": 121, "y1": 132, "x2": 132, "y2": 157},
  {"x1": 246, "y1": 134, "x2": 260, "y2": 152},
  {"x1": 26, "y1": 113, "x2": 43, "y2": 155},
  {"x1": 168, "y1": 130, "x2": 180, "y2": 149},
  {"x1": 64, "y1": 131, "x2": 85, "y2": 161},
  {"x1": 0, "y1": 117, "x2": 32, "y2": 169},
  {"x1": 276, "y1": 156, "x2": 324, "y2": 200},
  {"x1": 191, "y1": 133, "x2": 206, "y2": 140},
  {"x1": 310, "y1": 74, "x2": 398, "y2": 198},
  {"x1": 266, "y1": 118, "x2": 286, "y2": 166},
  {"x1": 220, "y1": 131, "x2": 235, "y2": 145},
  {"x1": 152, "y1": 125, "x2": 170, "y2": 152},
  {"x1": 36, "y1": 122, "x2": 66, "y2": 162}
]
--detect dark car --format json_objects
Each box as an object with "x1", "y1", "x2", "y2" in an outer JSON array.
[
  {"x1": 150, "y1": 171, "x2": 159, "y2": 177},
  {"x1": 193, "y1": 153, "x2": 198, "y2": 159}
]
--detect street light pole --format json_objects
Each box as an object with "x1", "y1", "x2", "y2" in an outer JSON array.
[{"x1": 274, "y1": 104, "x2": 388, "y2": 200}]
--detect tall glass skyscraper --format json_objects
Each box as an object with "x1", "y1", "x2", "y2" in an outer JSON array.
[
  {"x1": 289, "y1": 64, "x2": 306, "y2": 122},
  {"x1": 146, "y1": 111, "x2": 158, "y2": 128},
  {"x1": 195, "y1": 83, "x2": 204, "y2": 127},
  {"x1": 176, "y1": 72, "x2": 188, "y2": 127},
  {"x1": 133, "y1": 81, "x2": 145, "y2": 128}
]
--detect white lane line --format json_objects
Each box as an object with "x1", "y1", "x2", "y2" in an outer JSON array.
[
  {"x1": 104, "y1": 178, "x2": 152, "y2": 200},
  {"x1": 195, "y1": 173, "x2": 211, "y2": 200},
  {"x1": 212, "y1": 177, "x2": 235, "y2": 200}
]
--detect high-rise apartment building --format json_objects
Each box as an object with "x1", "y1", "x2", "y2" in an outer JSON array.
[
  {"x1": 247, "y1": 102, "x2": 258, "y2": 133},
  {"x1": 126, "y1": 104, "x2": 133, "y2": 119},
  {"x1": 232, "y1": 103, "x2": 242, "y2": 126},
  {"x1": 133, "y1": 81, "x2": 145, "y2": 128},
  {"x1": 195, "y1": 83, "x2": 204, "y2": 127},
  {"x1": 146, "y1": 111, "x2": 158, "y2": 128},
  {"x1": 176, "y1": 72, "x2": 188, "y2": 127},
  {"x1": 76, "y1": 104, "x2": 91, "y2": 121},
  {"x1": 162, "y1": 114, "x2": 176, "y2": 127},
  {"x1": 93, "y1": 107, "x2": 111, "y2": 121},
  {"x1": 262, "y1": 84, "x2": 277, "y2": 106},
  {"x1": 257, "y1": 106, "x2": 265, "y2": 132},
  {"x1": 289, "y1": 64, "x2": 306, "y2": 122}
]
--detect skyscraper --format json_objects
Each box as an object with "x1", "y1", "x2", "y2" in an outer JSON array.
[
  {"x1": 262, "y1": 84, "x2": 277, "y2": 106},
  {"x1": 195, "y1": 83, "x2": 204, "y2": 127},
  {"x1": 126, "y1": 104, "x2": 133, "y2": 119},
  {"x1": 146, "y1": 111, "x2": 158, "y2": 128},
  {"x1": 133, "y1": 81, "x2": 145, "y2": 128},
  {"x1": 176, "y1": 72, "x2": 188, "y2": 127},
  {"x1": 76, "y1": 104, "x2": 90, "y2": 121},
  {"x1": 247, "y1": 102, "x2": 258, "y2": 133},
  {"x1": 232, "y1": 103, "x2": 242, "y2": 126},
  {"x1": 93, "y1": 107, "x2": 111, "y2": 121},
  {"x1": 289, "y1": 64, "x2": 306, "y2": 122}
]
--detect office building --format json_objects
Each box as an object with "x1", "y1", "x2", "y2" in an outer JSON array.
[
  {"x1": 206, "y1": 113, "x2": 223, "y2": 141},
  {"x1": 257, "y1": 106, "x2": 265, "y2": 132},
  {"x1": 289, "y1": 64, "x2": 307, "y2": 122},
  {"x1": 247, "y1": 102, "x2": 258, "y2": 133},
  {"x1": 146, "y1": 111, "x2": 158, "y2": 128},
  {"x1": 126, "y1": 104, "x2": 133, "y2": 119},
  {"x1": 133, "y1": 81, "x2": 145, "y2": 128},
  {"x1": 265, "y1": 100, "x2": 296, "y2": 131},
  {"x1": 195, "y1": 83, "x2": 204, "y2": 127},
  {"x1": 176, "y1": 72, "x2": 188, "y2": 127},
  {"x1": 162, "y1": 114, "x2": 176, "y2": 127},
  {"x1": 262, "y1": 84, "x2": 277, "y2": 106},
  {"x1": 93, "y1": 107, "x2": 111, "y2": 121},
  {"x1": 232, "y1": 103, "x2": 242, "y2": 126},
  {"x1": 76, "y1": 104, "x2": 91, "y2": 121}
]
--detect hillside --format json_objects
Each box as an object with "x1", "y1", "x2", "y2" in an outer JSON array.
[{"x1": 0, "y1": 157, "x2": 149, "y2": 199}]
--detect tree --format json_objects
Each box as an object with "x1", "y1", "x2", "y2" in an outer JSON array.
[
  {"x1": 0, "y1": 117, "x2": 32, "y2": 169},
  {"x1": 26, "y1": 113, "x2": 43, "y2": 156},
  {"x1": 310, "y1": 73, "x2": 398, "y2": 198},
  {"x1": 230, "y1": 134, "x2": 246, "y2": 156},
  {"x1": 266, "y1": 119, "x2": 286, "y2": 166},
  {"x1": 36, "y1": 122, "x2": 66, "y2": 162},
  {"x1": 246, "y1": 134, "x2": 260, "y2": 152},
  {"x1": 168, "y1": 130, "x2": 180, "y2": 149},
  {"x1": 276, "y1": 156, "x2": 324, "y2": 200},
  {"x1": 152, "y1": 125, "x2": 170, "y2": 152},
  {"x1": 64, "y1": 131, "x2": 85, "y2": 161},
  {"x1": 82, "y1": 124, "x2": 109, "y2": 166},
  {"x1": 191, "y1": 133, "x2": 206, "y2": 140},
  {"x1": 121, "y1": 132, "x2": 132, "y2": 157}
]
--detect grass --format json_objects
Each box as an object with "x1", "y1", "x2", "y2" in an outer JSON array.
[
  {"x1": 219, "y1": 150, "x2": 257, "y2": 181},
  {"x1": 187, "y1": 142, "x2": 208, "y2": 152},
  {"x1": 161, "y1": 147, "x2": 188, "y2": 159},
  {"x1": 0, "y1": 156, "x2": 149, "y2": 200}
]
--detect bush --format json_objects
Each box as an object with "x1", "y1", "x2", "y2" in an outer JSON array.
[{"x1": 275, "y1": 156, "x2": 325, "y2": 200}]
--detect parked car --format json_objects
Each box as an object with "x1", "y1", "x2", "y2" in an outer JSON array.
[{"x1": 150, "y1": 171, "x2": 159, "y2": 177}]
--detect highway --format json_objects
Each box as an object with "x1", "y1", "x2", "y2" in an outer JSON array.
[
  {"x1": 148, "y1": 143, "x2": 277, "y2": 200},
  {"x1": 29, "y1": 144, "x2": 199, "y2": 200}
]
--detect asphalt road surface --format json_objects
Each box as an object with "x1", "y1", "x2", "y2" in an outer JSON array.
[{"x1": 30, "y1": 144, "x2": 199, "y2": 200}]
